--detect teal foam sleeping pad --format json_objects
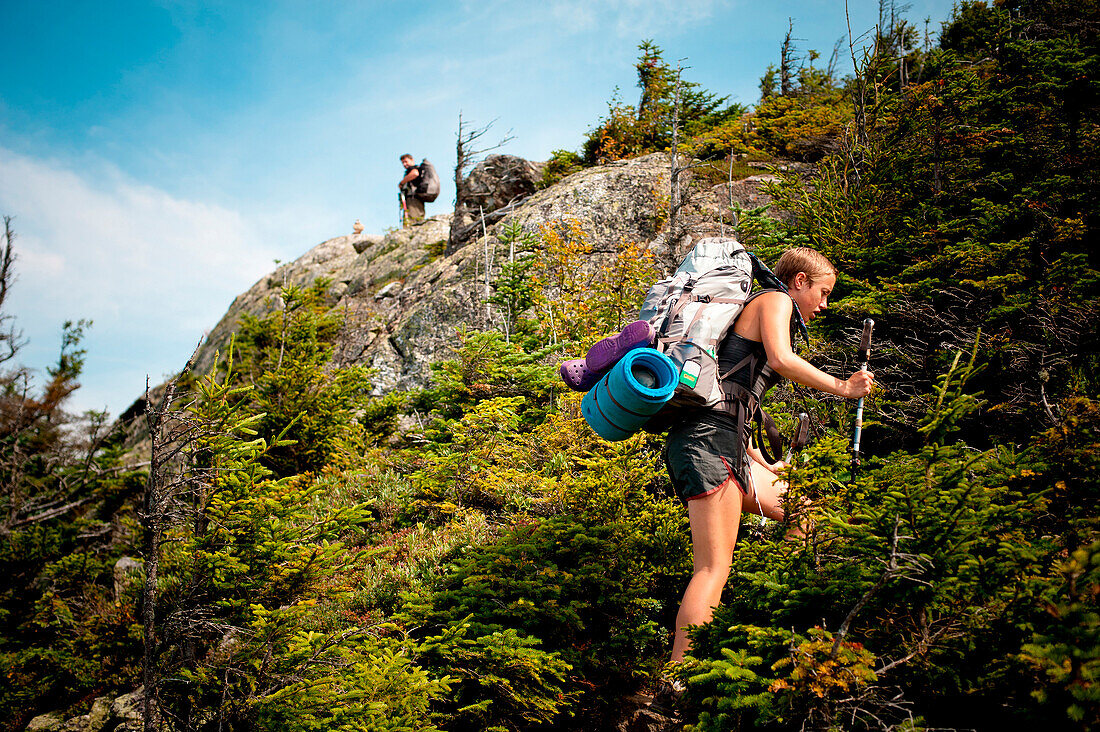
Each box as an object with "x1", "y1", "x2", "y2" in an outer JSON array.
[{"x1": 581, "y1": 348, "x2": 679, "y2": 441}]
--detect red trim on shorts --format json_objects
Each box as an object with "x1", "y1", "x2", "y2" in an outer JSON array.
[
  {"x1": 684, "y1": 457, "x2": 746, "y2": 501},
  {"x1": 720, "y1": 456, "x2": 748, "y2": 495},
  {"x1": 685, "y1": 483, "x2": 723, "y2": 501}
]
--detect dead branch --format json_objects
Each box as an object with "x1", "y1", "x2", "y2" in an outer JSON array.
[{"x1": 831, "y1": 516, "x2": 931, "y2": 657}]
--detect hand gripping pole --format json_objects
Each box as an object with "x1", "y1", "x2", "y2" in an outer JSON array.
[{"x1": 851, "y1": 319, "x2": 874, "y2": 471}]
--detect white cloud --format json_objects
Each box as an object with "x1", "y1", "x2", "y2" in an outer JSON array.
[
  {"x1": 545, "y1": 0, "x2": 723, "y2": 38},
  {"x1": 0, "y1": 146, "x2": 280, "y2": 415}
]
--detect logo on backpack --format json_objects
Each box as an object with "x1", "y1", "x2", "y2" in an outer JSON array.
[{"x1": 416, "y1": 159, "x2": 441, "y2": 202}]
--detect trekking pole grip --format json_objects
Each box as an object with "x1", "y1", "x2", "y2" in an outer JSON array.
[{"x1": 851, "y1": 318, "x2": 875, "y2": 471}]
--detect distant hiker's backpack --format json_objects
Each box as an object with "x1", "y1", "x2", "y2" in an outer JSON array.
[
  {"x1": 416, "y1": 158, "x2": 441, "y2": 202},
  {"x1": 639, "y1": 237, "x2": 805, "y2": 411}
]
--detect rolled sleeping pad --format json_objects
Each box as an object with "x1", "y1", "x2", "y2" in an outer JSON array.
[{"x1": 582, "y1": 348, "x2": 679, "y2": 441}]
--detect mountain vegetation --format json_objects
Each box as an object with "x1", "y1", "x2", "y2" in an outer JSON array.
[{"x1": 1, "y1": 1, "x2": 1097, "y2": 730}]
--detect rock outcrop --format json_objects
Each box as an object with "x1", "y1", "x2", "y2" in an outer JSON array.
[
  {"x1": 23, "y1": 688, "x2": 142, "y2": 732},
  {"x1": 176, "y1": 153, "x2": 681, "y2": 401},
  {"x1": 449, "y1": 153, "x2": 547, "y2": 251},
  {"x1": 119, "y1": 152, "x2": 788, "y2": 430},
  {"x1": 461, "y1": 154, "x2": 545, "y2": 216}
]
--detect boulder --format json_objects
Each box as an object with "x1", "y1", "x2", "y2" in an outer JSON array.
[
  {"x1": 113, "y1": 556, "x2": 144, "y2": 601},
  {"x1": 109, "y1": 688, "x2": 144, "y2": 729},
  {"x1": 86, "y1": 697, "x2": 111, "y2": 732},
  {"x1": 460, "y1": 154, "x2": 545, "y2": 216},
  {"x1": 24, "y1": 714, "x2": 64, "y2": 732},
  {"x1": 58, "y1": 718, "x2": 87, "y2": 732},
  {"x1": 449, "y1": 154, "x2": 546, "y2": 251}
]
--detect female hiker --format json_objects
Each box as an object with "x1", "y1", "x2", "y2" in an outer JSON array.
[{"x1": 656, "y1": 247, "x2": 875, "y2": 699}]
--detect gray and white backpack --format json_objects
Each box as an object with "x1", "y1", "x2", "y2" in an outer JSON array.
[
  {"x1": 639, "y1": 237, "x2": 807, "y2": 412},
  {"x1": 639, "y1": 237, "x2": 755, "y2": 408}
]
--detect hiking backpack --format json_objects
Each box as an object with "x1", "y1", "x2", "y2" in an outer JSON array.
[
  {"x1": 639, "y1": 237, "x2": 807, "y2": 411},
  {"x1": 416, "y1": 158, "x2": 441, "y2": 202}
]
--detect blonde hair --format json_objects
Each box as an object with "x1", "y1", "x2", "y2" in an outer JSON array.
[{"x1": 773, "y1": 247, "x2": 837, "y2": 286}]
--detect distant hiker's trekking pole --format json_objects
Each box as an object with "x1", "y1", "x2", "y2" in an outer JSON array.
[{"x1": 851, "y1": 319, "x2": 874, "y2": 472}]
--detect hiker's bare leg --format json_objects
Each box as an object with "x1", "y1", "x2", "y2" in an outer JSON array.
[
  {"x1": 744, "y1": 460, "x2": 787, "y2": 520},
  {"x1": 671, "y1": 479, "x2": 742, "y2": 663},
  {"x1": 746, "y1": 459, "x2": 806, "y2": 537}
]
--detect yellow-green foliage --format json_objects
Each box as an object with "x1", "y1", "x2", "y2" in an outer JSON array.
[
  {"x1": 750, "y1": 90, "x2": 853, "y2": 161},
  {"x1": 530, "y1": 219, "x2": 661, "y2": 350}
]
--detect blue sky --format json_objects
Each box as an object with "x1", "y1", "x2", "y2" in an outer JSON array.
[{"x1": 0, "y1": 0, "x2": 960, "y2": 418}]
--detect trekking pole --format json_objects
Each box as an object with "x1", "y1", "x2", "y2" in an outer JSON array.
[
  {"x1": 785, "y1": 412, "x2": 810, "y2": 463},
  {"x1": 399, "y1": 192, "x2": 407, "y2": 227},
  {"x1": 851, "y1": 319, "x2": 874, "y2": 472}
]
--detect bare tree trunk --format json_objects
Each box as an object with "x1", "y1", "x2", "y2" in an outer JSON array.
[
  {"x1": 669, "y1": 66, "x2": 682, "y2": 238},
  {"x1": 846, "y1": 0, "x2": 870, "y2": 186},
  {"x1": 141, "y1": 376, "x2": 180, "y2": 732},
  {"x1": 447, "y1": 114, "x2": 514, "y2": 255},
  {"x1": 780, "y1": 18, "x2": 795, "y2": 96},
  {"x1": 481, "y1": 206, "x2": 493, "y2": 325},
  {"x1": 140, "y1": 349, "x2": 203, "y2": 732}
]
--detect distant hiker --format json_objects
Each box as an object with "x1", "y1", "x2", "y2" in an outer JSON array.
[
  {"x1": 398, "y1": 154, "x2": 440, "y2": 226},
  {"x1": 655, "y1": 247, "x2": 875, "y2": 705}
]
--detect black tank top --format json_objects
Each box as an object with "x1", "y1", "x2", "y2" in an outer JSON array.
[{"x1": 717, "y1": 332, "x2": 781, "y2": 393}]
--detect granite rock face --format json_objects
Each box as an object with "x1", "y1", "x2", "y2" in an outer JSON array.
[
  {"x1": 119, "y1": 153, "x2": 788, "y2": 422},
  {"x1": 163, "y1": 154, "x2": 680, "y2": 404},
  {"x1": 22, "y1": 688, "x2": 144, "y2": 732}
]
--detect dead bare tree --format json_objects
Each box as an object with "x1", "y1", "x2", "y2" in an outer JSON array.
[
  {"x1": 141, "y1": 356, "x2": 204, "y2": 732},
  {"x1": 665, "y1": 60, "x2": 722, "y2": 251},
  {"x1": 669, "y1": 63, "x2": 685, "y2": 238},
  {"x1": 447, "y1": 113, "x2": 514, "y2": 255},
  {"x1": 780, "y1": 18, "x2": 798, "y2": 96},
  {"x1": 0, "y1": 217, "x2": 23, "y2": 368}
]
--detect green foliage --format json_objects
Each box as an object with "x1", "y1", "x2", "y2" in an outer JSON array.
[
  {"x1": 685, "y1": 625, "x2": 880, "y2": 731},
  {"x1": 232, "y1": 282, "x2": 377, "y2": 474},
  {"x1": 765, "y1": 0, "x2": 1100, "y2": 440},
  {"x1": 0, "y1": 318, "x2": 146, "y2": 730},
  {"x1": 413, "y1": 620, "x2": 574, "y2": 732},
  {"x1": 530, "y1": 221, "x2": 662, "y2": 351},
  {"x1": 423, "y1": 329, "x2": 559, "y2": 427},
  {"x1": 681, "y1": 351, "x2": 1099, "y2": 729},
  {"x1": 582, "y1": 41, "x2": 745, "y2": 164},
  {"x1": 538, "y1": 149, "x2": 584, "y2": 189},
  {"x1": 750, "y1": 48, "x2": 852, "y2": 161},
  {"x1": 751, "y1": 90, "x2": 852, "y2": 161},
  {"x1": 488, "y1": 220, "x2": 541, "y2": 342},
  {"x1": 1019, "y1": 542, "x2": 1100, "y2": 729},
  {"x1": 192, "y1": 614, "x2": 450, "y2": 732},
  {"x1": 399, "y1": 458, "x2": 690, "y2": 729},
  {"x1": 152, "y1": 354, "x2": 427, "y2": 729}
]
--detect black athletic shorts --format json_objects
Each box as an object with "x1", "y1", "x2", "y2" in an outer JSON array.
[{"x1": 664, "y1": 412, "x2": 749, "y2": 502}]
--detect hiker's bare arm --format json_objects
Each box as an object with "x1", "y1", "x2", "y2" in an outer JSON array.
[
  {"x1": 399, "y1": 169, "x2": 420, "y2": 187},
  {"x1": 756, "y1": 292, "x2": 874, "y2": 398}
]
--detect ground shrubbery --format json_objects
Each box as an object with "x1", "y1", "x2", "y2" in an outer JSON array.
[{"x1": 3, "y1": 2, "x2": 1098, "y2": 729}]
